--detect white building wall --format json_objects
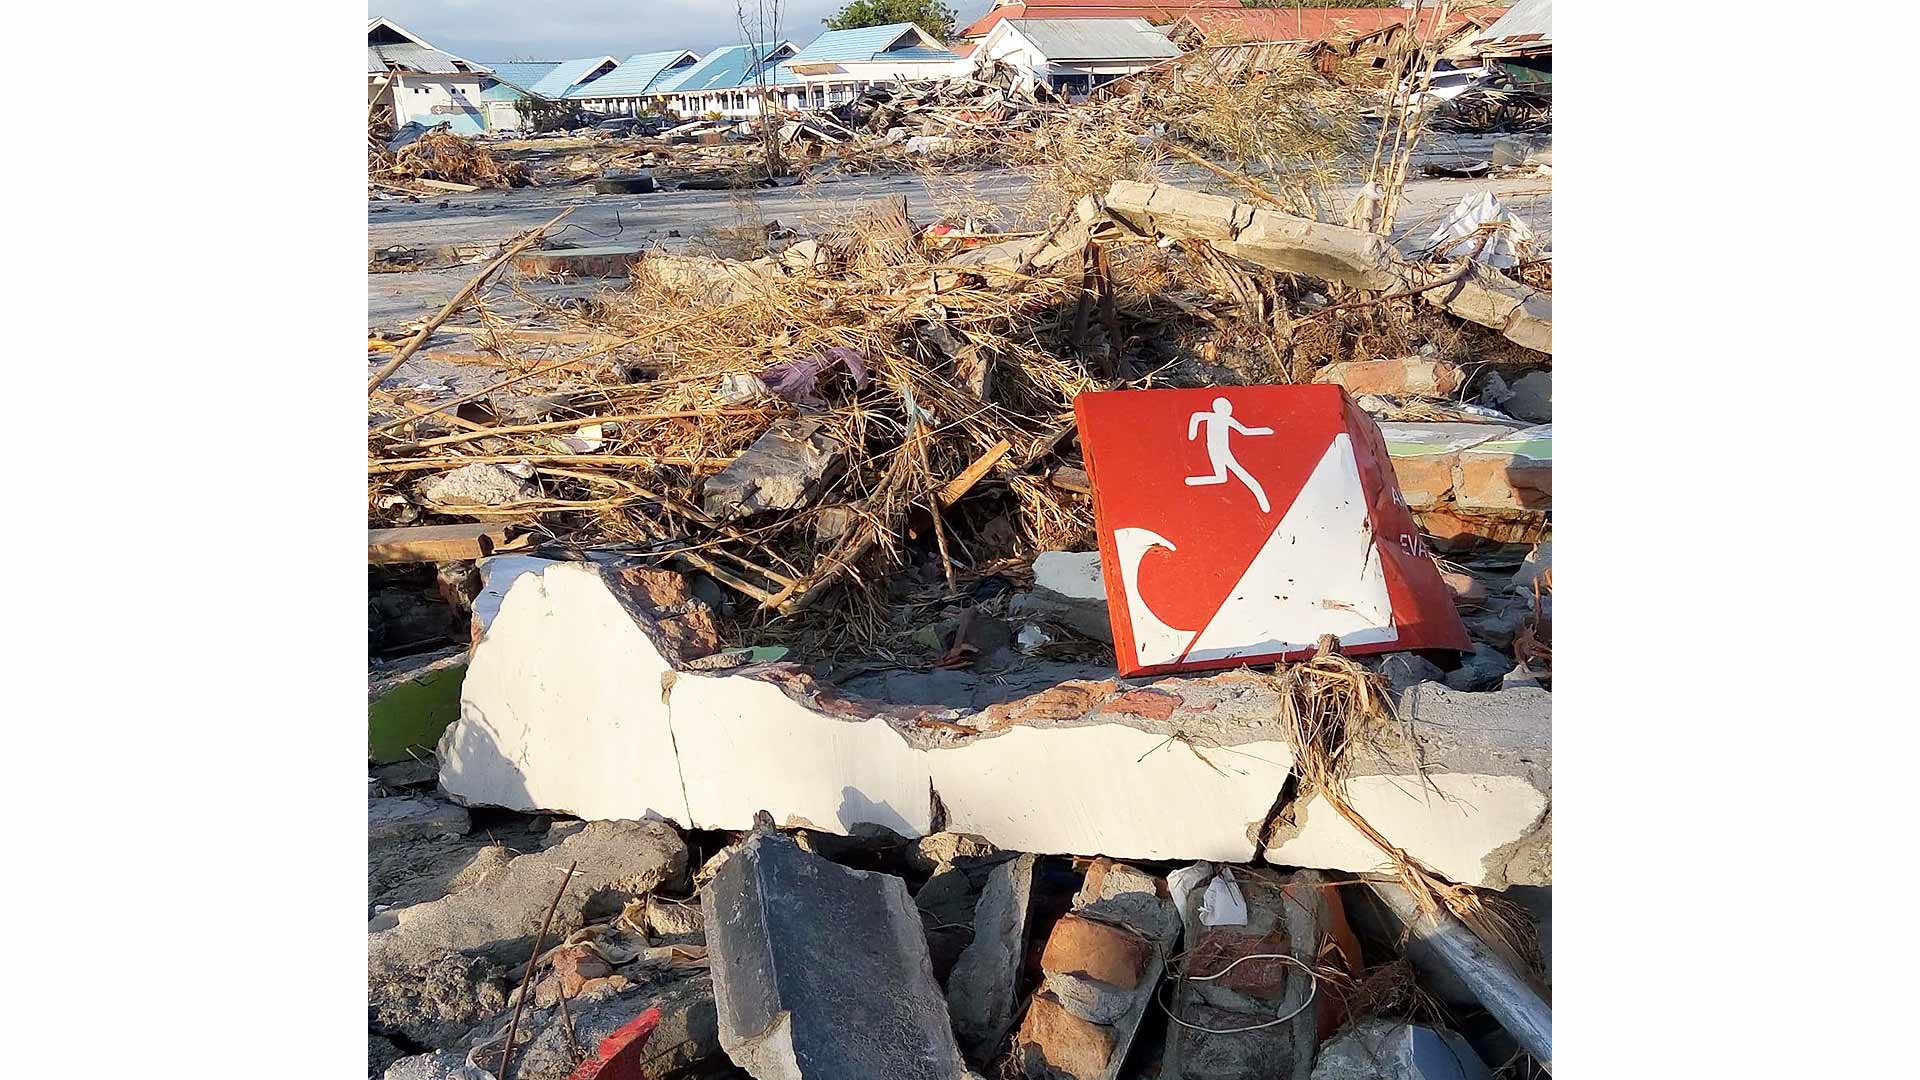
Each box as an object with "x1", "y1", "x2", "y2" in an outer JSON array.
[{"x1": 388, "y1": 72, "x2": 490, "y2": 134}]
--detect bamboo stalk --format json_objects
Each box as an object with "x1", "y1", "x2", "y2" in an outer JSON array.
[
  {"x1": 410, "y1": 407, "x2": 776, "y2": 448},
  {"x1": 368, "y1": 454, "x2": 734, "y2": 474}
]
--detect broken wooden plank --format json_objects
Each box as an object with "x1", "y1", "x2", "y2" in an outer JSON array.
[
  {"x1": 415, "y1": 178, "x2": 481, "y2": 193},
  {"x1": 1048, "y1": 465, "x2": 1091, "y2": 495},
  {"x1": 369, "y1": 522, "x2": 512, "y2": 564}
]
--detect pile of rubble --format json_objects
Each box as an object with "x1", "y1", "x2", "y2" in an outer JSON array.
[
  {"x1": 374, "y1": 125, "x2": 534, "y2": 194},
  {"x1": 369, "y1": 73, "x2": 1553, "y2": 1079}
]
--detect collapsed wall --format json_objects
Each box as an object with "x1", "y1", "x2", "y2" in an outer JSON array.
[{"x1": 441, "y1": 559, "x2": 1549, "y2": 886}]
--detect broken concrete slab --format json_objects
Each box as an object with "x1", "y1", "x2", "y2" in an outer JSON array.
[
  {"x1": 1014, "y1": 859, "x2": 1180, "y2": 1080},
  {"x1": 1314, "y1": 358, "x2": 1464, "y2": 398},
  {"x1": 418, "y1": 461, "x2": 538, "y2": 511},
  {"x1": 1454, "y1": 425, "x2": 1550, "y2": 512},
  {"x1": 370, "y1": 794, "x2": 471, "y2": 845},
  {"x1": 470, "y1": 973, "x2": 721, "y2": 1080},
  {"x1": 1009, "y1": 550, "x2": 1112, "y2": 643},
  {"x1": 947, "y1": 853, "x2": 1037, "y2": 1064},
  {"x1": 700, "y1": 418, "x2": 847, "y2": 519},
  {"x1": 444, "y1": 560, "x2": 1299, "y2": 862},
  {"x1": 368, "y1": 819, "x2": 688, "y2": 1049},
  {"x1": 1264, "y1": 682, "x2": 1550, "y2": 889},
  {"x1": 513, "y1": 245, "x2": 647, "y2": 278},
  {"x1": 1310, "y1": 1019, "x2": 1493, "y2": 1080},
  {"x1": 703, "y1": 830, "x2": 973, "y2": 1079}
]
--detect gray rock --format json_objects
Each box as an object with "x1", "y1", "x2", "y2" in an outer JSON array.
[
  {"x1": 1310, "y1": 1019, "x2": 1493, "y2": 1080},
  {"x1": 468, "y1": 972, "x2": 721, "y2": 1080},
  {"x1": 418, "y1": 462, "x2": 537, "y2": 510},
  {"x1": 701, "y1": 418, "x2": 846, "y2": 519},
  {"x1": 704, "y1": 831, "x2": 971, "y2": 1079},
  {"x1": 370, "y1": 795, "x2": 472, "y2": 845},
  {"x1": 903, "y1": 832, "x2": 998, "y2": 876},
  {"x1": 1041, "y1": 970, "x2": 1134, "y2": 1025},
  {"x1": 382, "y1": 1050, "x2": 485, "y2": 1080},
  {"x1": 947, "y1": 853, "x2": 1037, "y2": 1063},
  {"x1": 1373, "y1": 653, "x2": 1447, "y2": 697},
  {"x1": 1504, "y1": 371, "x2": 1550, "y2": 423},
  {"x1": 1444, "y1": 643, "x2": 1512, "y2": 692},
  {"x1": 369, "y1": 819, "x2": 688, "y2": 1049}
]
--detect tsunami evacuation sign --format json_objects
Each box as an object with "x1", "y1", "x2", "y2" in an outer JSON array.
[{"x1": 1074, "y1": 384, "x2": 1470, "y2": 677}]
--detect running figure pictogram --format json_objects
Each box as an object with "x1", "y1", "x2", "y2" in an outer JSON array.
[{"x1": 1184, "y1": 397, "x2": 1275, "y2": 511}]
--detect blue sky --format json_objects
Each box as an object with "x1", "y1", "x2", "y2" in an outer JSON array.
[{"x1": 373, "y1": 1, "x2": 996, "y2": 63}]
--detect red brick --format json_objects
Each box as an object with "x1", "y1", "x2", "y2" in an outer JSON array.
[
  {"x1": 1015, "y1": 993, "x2": 1116, "y2": 1080},
  {"x1": 1041, "y1": 914, "x2": 1150, "y2": 989},
  {"x1": 1389, "y1": 453, "x2": 1458, "y2": 510}
]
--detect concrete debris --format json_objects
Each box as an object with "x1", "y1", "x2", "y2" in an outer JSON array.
[
  {"x1": 1310, "y1": 1019, "x2": 1493, "y2": 1080},
  {"x1": 1264, "y1": 682, "x2": 1551, "y2": 890},
  {"x1": 446, "y1": 560, "x2": 1301, "y2": 862},
  {"x1": 1503, "y1": 371, "x2": 1551, "y2": 423},
  {"x1": 370, "y1": 794, "x2": 472, "y2": 845},
  {"x1": 417, "y1": 462, "x2": 538, "y2": 512},
  {"x1": 946, "y1": 853, "x2": 1037, "y2": 1064},
  {"x1": 701, "y1": 418, "x2": 847, "y2": 519},
  {"x1": 368, "y1": 819, "x2": 688, "y2": 1049},
  {"x1": 1443, "y1": 643, "x2": 1513, "y2": 692},
  {"x1": 703, "y1": 830, "x2": 974, "y2": 1080},
  {"x1": 1379, "y1": 423, "x2": 1551, "y2": 550},
  {"x1": 1013, "y1": 859, "x2": 1179, "y2": 1080},
  {"x1": 1163, "y1": 869, "x2": 1357, "y2": 1080}
]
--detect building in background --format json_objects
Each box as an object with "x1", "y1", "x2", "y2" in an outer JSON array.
[
  {"x1": 474, "y1": 56, "x2": 620, "y2": 130},
  {"x1": 959, "y1": 1, "x2": 1238, "y2": 42},
  {"x1": 1449, "y1": 0, "x2": 1550, "y2": 91},
  {"x1": 562, "y1": 51, "x2": 703, "y2": 117},
  {"x1": 776, "y1": 23, "x2": 966, "y2": 111},
  {"x1": 648, "y1": 42, "x2": 801, "y2": 119},
  {"x1": 367, "y1": 17, "x2": 493, "y2": 135},
  {"x1": 974, "y1": 18, "x2": 1180, "y2": 99}
]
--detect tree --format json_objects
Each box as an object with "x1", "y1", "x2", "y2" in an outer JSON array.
[{"x1": 824, "y1": 0, "x2": 957, "y2": 43}]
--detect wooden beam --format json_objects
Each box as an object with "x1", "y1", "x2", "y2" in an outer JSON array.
[{"x1": 369, "y1": 522, "x2": 513, "y2": 564}]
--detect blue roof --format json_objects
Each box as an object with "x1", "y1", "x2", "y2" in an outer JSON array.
[
  {"x1": 569, "y1": 50, "x2": 700, "y2": 98},
  {"x1": 480, "y1": 62, "x2": 559, "y2": 101},
  {"x1": 654, "y1": 42, "x2": 794, "y2": 94},
  {"x1": 786, "y1": 23, "x2": 955, "y2": 64},
  {"x1": 530, "y1": 56, "x2": 617, "y2": 98}
]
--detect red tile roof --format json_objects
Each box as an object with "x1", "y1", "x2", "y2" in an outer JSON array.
[
  {"x1": 960, "y1": 1, "x2": 1237, "y2": 40},
  {"x1": 1175, "y1": 6, "x2": 1509, "y2": 45}
]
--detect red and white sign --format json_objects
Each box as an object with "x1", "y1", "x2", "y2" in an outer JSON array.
[{"x1": 1075, "y1": 384, "x2": 1469, "y2": 677}]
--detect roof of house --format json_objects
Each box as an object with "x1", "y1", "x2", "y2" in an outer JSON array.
[
  {"x1": 654, "y1": 42, "x2": 797, "y2": 94},
  {"x1": 960, "y1": 1, "x2": 1235, "y2": 40},
  {"x1": 1174, "y1": 7, "x2": 1510, "y2": 46},
  {"x1": 571, "y1": 50, "x2": 701, "y2": 98},
  {"x1": 1466, "y1": 0, "x2": 1550, "y2": 53},
  {"x1": 786, "y1": 22, "x2": 957, "y2": 64},
  {"x1": 999, "y1": 18, "x2": 1181, "y2": 61},
  {"x1": 532, "y1": 56, "x2": 618, "y2": 98},
  {"x1": 479, "y1": 62, "x2": 561, "y2": 100},
  {"x1": 367, "y1": 16, "x2": 488, "y2": 75}
]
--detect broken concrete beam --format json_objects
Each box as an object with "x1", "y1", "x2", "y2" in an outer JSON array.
[
  {"x1": 367, "y1": 819, "x2": 687, "y2": 1049},
  {"x1": 370, "y1": 794, "x2": 471, "y2": 845},
  {"x1": 1377, "y1": 423, "x2": 1548, "y2": 550},
  {"x1": 1377, "y1": 423, "x2": 1512, "y2": 510},
  {"x1": 703, "y1": 830, "x2": 973, "y2": 1079},
  {"x1": 514, "y1": 245, "x2": 647, "y2": 278},
  {"x1": 1101, "y1": 181, "x2": 1550, "y2": 354},
  {"x1": 1008, "y1": 550, "x2": 1112, "y2": 643},
  {"x1": 1314, "y1": 357, "x2": 1464, "y2": 398},
  {"x1": 1264, "y1": 682, "x2": 1550, "y2": 889},
  {"x1": 1309, "y1": 1019, "x2": 1493, "y2": 1080},
  {"x1": 444, "y1": 560, "x2": 1299, "y2": 862},
  {"x1": 944, "y1": 853, "x2": 1037, "y2": 1064},
  {"x1": 701, "y1": 418, "x2": 847, "y2": 519},
  {"x1": 1014, "y1": 859, "x2": 1179, "y2": 1080},
  {"x1": 371, "y1": 646, "x2": 469, "y2": 764}
]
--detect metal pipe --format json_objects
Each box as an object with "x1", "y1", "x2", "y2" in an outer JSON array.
[{"x1": 1368, "y1": 880, "x2": 1553, "y2": 1072}]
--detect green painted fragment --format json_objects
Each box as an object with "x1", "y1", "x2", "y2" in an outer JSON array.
[
  {"x1": 1474, "y1": 438, "x2": 1552, "y2": 461},
  {"x1": 369, "y1": 658, "x2": 467, "y2": 765}
]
